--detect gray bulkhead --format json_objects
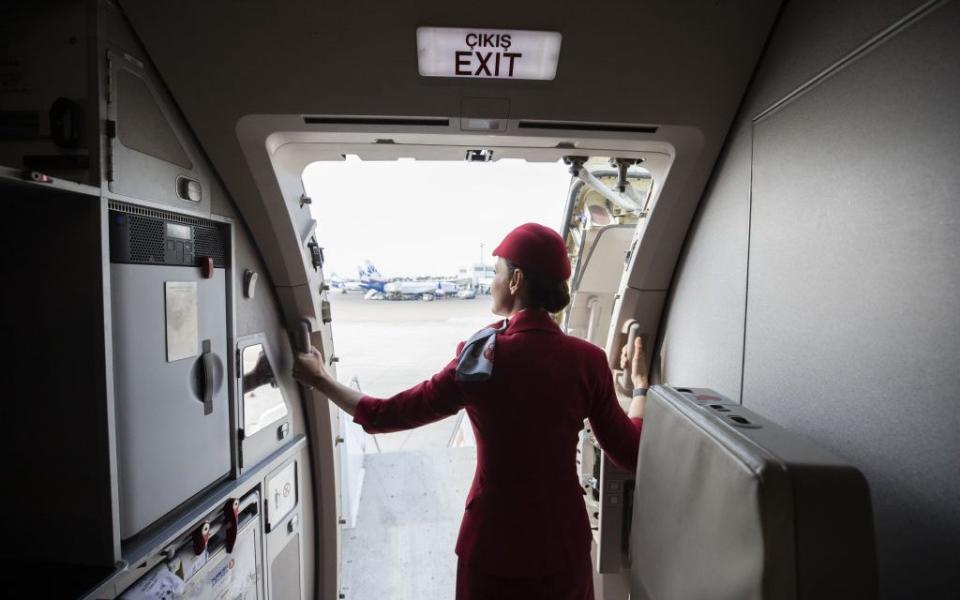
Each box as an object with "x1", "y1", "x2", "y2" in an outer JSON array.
[
  {"x1": 659, "y1": 1, "x2": 960, "y2": 596},
  {"x1": 0, "y1": 1, "x2": 314, "y2": 598}
]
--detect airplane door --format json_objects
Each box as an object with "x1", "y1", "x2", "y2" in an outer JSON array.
[{"x1": 337, "y1": 378, "x2": 373, "y2": 529}]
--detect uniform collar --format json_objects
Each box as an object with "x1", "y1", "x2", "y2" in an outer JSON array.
[{"x1": 505, "y1": 308, "x2": 561, "y2": 334}]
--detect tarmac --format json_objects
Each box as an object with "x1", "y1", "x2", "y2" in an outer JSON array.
[
  {"x1": 329, "y1": 291, "x2": 493, "y2": 451},
  {"x1": 330, "y1": 291, "x2": 492, "y2": 599}
]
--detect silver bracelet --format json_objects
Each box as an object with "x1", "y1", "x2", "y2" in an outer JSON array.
[{"x1": 632, "y1": 387, "x2": 648, "y2": 398}]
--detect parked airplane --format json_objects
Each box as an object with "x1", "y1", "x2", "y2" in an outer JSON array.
[
  {"x1": 383, "y1": 278, "x2": 460, "y2": 300},
  {"x1": 329, "y1": 262, "x2": 388, "y2": 293},
  {"x1": 354, "y1": 261, "x2": 461, "y2": 300},
  {"x1": 3, "y1": 2, "x2": 956, "y2": 599},
  {"x1": 328, "y1": 273, "x2": 363, "y2": 293},
  {"x1": 355, "y1": 260, "x2": 388, "y2": 292}
]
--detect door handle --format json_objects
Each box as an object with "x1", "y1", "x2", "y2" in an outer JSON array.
[
  {"x1": 200, "y1": 339, "x2": 216, "y2": 415},
  {"x1": 295, "y1": 319, "x2": 315, "y2": 390},
  {"x1": 296, "y1": 319, "x2": 312, "y2": 354},
  {"x1": 617, "y1": 320, "x2": 641, "y2": 394}
]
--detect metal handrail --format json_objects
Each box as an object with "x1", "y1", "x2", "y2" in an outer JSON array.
[{"x1": 348, "y1": 376, "x2": 380, "y2": 453}]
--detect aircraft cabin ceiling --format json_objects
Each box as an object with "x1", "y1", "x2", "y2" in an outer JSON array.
[{"x1": 119, "y1": 0, "x2": 780, "y2": 290}]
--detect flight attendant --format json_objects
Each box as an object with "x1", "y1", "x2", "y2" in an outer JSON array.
[{"x1": 293, "y1": 223, "x2": 647, "y2": 600}]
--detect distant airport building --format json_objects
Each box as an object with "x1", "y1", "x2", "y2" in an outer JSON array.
[{"x1": 458, "y1": 263, "x2": 495, "y2": 293}]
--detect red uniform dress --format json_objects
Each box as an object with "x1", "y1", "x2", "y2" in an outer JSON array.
[{"x1": 353, "y1": 309, "x2": 643, "y2": 600}]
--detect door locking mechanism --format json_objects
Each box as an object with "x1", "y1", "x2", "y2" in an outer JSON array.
[
  {"x1": 307, "y1": 241, "x2": 324, "y2": 270},
  {"x1": 321, "y1": 300, "x2": 332, "y2": 324}
]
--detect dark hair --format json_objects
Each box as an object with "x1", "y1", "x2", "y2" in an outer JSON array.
[{"x1": 505, "y1": 260, "x2": 571, "y2": 313}]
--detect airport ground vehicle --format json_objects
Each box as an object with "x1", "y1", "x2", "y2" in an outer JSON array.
[{"x1": 1, "y1": 1, "x2": 957, "y2": 598}]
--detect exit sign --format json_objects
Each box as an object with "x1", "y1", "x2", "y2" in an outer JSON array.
[{"x1": 416, "y1": 27, "x2": 562, "y2": 80}]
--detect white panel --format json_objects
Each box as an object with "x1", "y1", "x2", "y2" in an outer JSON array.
[
  {"x1": 575, "y1": 225, "x2": 635, "y2": 294},
  {"x1": 266, "y1": 462, "x2": 298, "y2": 531},
  {"x1": 337, "y1": 408, "x2": 368, "y2": 529}
]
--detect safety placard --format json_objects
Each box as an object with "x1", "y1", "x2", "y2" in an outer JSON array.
[
  {"x1": 416, "y1": 27, "x2": 562, "y2": 80},
  {"x1": 164, "y1": 281, "x2": 198, "y2": 362}
]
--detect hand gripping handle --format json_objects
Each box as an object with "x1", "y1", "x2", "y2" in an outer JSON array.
[
  {"x1": 296, "y1": 319, "x2": 312, "y2": 354},
  {"x1": 617, "y1": 320, "x2": 641, "y2": 394},
  {"x1": 295, "y1": 319, "x2": 315, "y2": 390}
]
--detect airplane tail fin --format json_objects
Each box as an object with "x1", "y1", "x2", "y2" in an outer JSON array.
[{"x1": 359, "y1": 260, "x2": 383, "y2": 280}]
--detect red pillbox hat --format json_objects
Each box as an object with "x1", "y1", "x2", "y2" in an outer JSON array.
[{"x1": 493, "y1": 223, "x2": 571, "y2": 280}]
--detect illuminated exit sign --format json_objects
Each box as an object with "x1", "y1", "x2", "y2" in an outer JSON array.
[{"x1": 416, "y1": 27, "x2": 562, "y2": 80}]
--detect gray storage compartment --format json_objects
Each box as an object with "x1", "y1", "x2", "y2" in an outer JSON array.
[
  {"x1": 265, "y1": 459, "x2": 304, "y2": 600},
  {"x1": 631, "y1": 386, "x2": 877, "y2": 600},
  {"x1": 110, "y1": 206, "x2": 231, "y2": 539}
]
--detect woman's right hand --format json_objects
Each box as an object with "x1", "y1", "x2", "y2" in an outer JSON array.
[
  {"x1": 292, "y1": 346, "x2": 330, "y2": 389},
  {"x1": 293, "y1": 345, "x2": 364, "y2": 415}
]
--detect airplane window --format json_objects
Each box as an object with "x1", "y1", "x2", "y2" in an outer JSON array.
[{"x1": 241, "y1": 343, "x2": 288, "y2": 436}]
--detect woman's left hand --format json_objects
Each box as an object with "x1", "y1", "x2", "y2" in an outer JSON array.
[
  {"x1": 631, "y1": 337, "x2": 649, "y2": 388},
  {"x1": 620, "y1": 337, "x2": 649, "y2": 388}
]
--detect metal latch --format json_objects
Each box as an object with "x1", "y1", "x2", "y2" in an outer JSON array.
[
  {"x1": 308, "y1": 241, "x2": 324, "y2": 270},
  {"x1": 321, "y1": 300, "x2": 332, "y2": 324},
  {"x1": 223, "y1": 498, "x2": 240, "y2": 553}
]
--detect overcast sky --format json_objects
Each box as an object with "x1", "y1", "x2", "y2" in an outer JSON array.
[{"x1": 303, "y1": 158, "x2": 571, "y2": 278}]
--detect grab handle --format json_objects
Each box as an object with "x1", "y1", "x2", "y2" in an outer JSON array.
[
  {"x1": 294, "y1": 319, "x2": 315, "y2": 390},
  {"x1": 297, "y1": 319, "x2": 312, "y2": 354},
  {"x1": 617, "y1": 320, "x2": 641, "y2": 394}
]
